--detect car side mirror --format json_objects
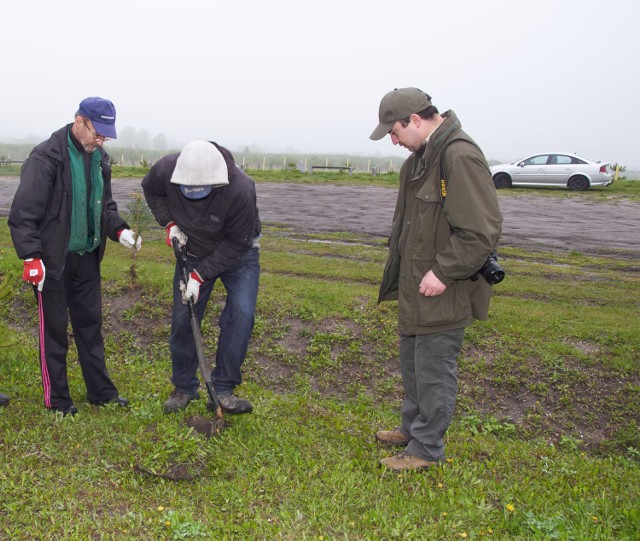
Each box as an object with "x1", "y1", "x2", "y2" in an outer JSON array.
[{"x1": 517, "y1": 162, "x2": 525, "y2": 167}]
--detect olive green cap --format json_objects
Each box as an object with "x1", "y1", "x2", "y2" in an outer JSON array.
[{"x1": 369, "y1": 87, "x2": 432, "y2": 140}]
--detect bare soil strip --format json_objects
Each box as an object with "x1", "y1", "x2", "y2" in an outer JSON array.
[{"x1": 1, "y1": 177, "x2": 639, "y2": 256}]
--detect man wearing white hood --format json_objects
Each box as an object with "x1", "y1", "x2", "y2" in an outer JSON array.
[{"x1": 142, "y1": 140, "x2": 261, "y2": 414}]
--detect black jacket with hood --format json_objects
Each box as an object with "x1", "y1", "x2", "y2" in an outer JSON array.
[
  {"x1": 8, "y1": 125, "x2": 129, "y2": 281},
  {"x1": 141, "y1": 142, "x2": 261, "y2": 281}
]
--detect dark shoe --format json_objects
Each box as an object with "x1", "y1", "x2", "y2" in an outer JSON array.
[
  {"x1": 376, "y1": 428, "x2": 410, "y2": 445},
  {"x1": 51, "y1": 403, "x2": 78, "y2": 416},
  {"x1": 90, "y1": 396, "x2": 129, "y2": 407},
  {"x1": 380, "y1": 451, "x2": 437, "y2": 471},
  {"x1": 163, "y1": 389, "x2": 200, "y2": 413},
  {"x1": 208, "y1": 394, "x2": 252, "y2": 414},
  {"x1": 0, "y1": 392, "x2": 9, "y2": 406}
]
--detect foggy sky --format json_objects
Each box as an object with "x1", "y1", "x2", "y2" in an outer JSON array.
[{"x1": 2, "y1": 0, "x2": 639, "y2": 167}]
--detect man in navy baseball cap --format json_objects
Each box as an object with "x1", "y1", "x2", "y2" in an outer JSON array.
[
  {"x1": 78, "y1": 96, "x2": 117, "y2": 139},
  {"x1": 8, "y1": 95, "x2": 137, "y2": 415}
]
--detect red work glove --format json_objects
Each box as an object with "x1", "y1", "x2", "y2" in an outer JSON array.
[
  {"x1": 22, "y1": 258, "x2": 46, "y2": 291},
  {"x1": 179, "y1": 270, "x2": 204, "y2": 304},
  {"x1": 165, "y1": 221, "x2": 188, "y2": 248}
]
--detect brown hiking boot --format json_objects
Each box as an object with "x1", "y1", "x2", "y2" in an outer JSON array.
[
  {"x1": 380, "y1": 451, "x2": 437, "y2": 471},
  {"x1": 375, "y1": 428, "x2": 410, "y2": 445},
  {"x1": 163, "y1": 389, "x2": 200, "y2": 413},
  {"x1": 208, "y1": 394, "x2": 253, "y2": 414}
]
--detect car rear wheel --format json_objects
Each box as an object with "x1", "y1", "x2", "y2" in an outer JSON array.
[
  {"x1": 568, "y1": 176, "x2": 589, "y2": 191},
  {"x1": 493, "y1": 173, "x2": 512, "y2": 189}
]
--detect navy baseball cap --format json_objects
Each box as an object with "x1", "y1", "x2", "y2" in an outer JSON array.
[
  {"x1": 178, "y1": 185, "x2": 213, "y2": 199},
  {"x1": 78, "y1": 97, "x2": 117, "y2": 139}
]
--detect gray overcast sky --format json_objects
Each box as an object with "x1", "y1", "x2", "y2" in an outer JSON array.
[{"x1": 2, "y1": 0, "x2": 639, "y2": 167}]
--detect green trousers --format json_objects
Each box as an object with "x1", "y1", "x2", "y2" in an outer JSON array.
[{"x1": 399, "y1": 328, "x2": 465, "y2": 462}]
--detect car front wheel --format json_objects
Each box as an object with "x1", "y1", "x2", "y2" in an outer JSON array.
[
  {"x1": 493, "y1": 173, "x2": 512, "y2": 189},
  {"x1": 568, "y1": 176, "x2": 589, "y2": 191}
]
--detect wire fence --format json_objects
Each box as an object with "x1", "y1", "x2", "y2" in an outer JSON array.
[{"x1": 0, "y1": 147, "x2": 401, "y2": 175}]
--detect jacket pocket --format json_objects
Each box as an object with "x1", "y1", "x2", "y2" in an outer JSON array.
[
  {"x1": 411, "y1": 258, "x2": 470, "y2": 326},
  {"x1": 378, "y1": 223, "x2": 402, "y2": 303},
  {"x1": 413, "y1": 196, "x2": 445, "y2": 259}
]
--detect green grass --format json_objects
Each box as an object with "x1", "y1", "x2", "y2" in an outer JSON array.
[
  {"x1": 0, "y1": 163, "x2": 21, "y2": 175},
  {"x1": 245, "y1": 169, "x2": 402, "y2": 189},
  {"x1": 0, "y1": 215, "x2": 639, "y2": 540}
]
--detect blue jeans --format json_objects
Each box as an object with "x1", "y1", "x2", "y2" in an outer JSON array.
[
  {"x1": 169, "y1": 247, "x2": 260, "y2": 395},
  {"x1": 399, "y1": 329, "x2": 465, "y2": 462}
]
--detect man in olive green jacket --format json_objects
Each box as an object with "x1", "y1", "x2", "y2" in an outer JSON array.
[{"x1": 370, "y1": 88, "x2": 503, "y2": 470}]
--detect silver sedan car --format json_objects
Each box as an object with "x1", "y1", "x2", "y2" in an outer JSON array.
[{"x1": 490, "y1": 153, "x2": 612, "y2": 191}]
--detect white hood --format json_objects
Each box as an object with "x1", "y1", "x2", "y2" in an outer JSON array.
[{"x1": 170, "y1": 140, "x2": 229, "y2": 187}]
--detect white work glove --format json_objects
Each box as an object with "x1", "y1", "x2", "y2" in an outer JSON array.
[
  {"x1": 179, "y1": 270, "x2": 204, "y2": 304},
  {"x1": 23, "y1": 258, "x2": 46, "y2": 291},
  {"x1": 165, "y1": 221, "x2": 188, "y2": 248},
  {"x1": 118, "y1": 229, "x2": 142, "y2": 252}
]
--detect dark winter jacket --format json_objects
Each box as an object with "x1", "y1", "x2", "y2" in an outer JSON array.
[
  {"x1": 378, "y1": 111, "x2": 503, "y2": 335},
  {"x1": 8, "y1": 125, "x2": 129, "y2": 281},
  {"x1": 141, "y1": 142, "x2": 261, "y2": 281}
]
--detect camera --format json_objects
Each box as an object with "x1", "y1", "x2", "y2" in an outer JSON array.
[{"x1": 470, "y1": 251, "x2": 505, "y2": 285}]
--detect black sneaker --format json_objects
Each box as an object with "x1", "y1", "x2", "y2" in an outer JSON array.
[
  {"x1": 163, "y1": 389, "x2": 200, "y2": 413},
  {"x1": 208, "y1": 394, "x2": 253, "y2": 414},
  {"x1": 0, "y1": 392, "x2": 9, "y2": 407},
  {"x1": 89, "y1": 396, "x2": 129, "y2": 407},
  {"x1": 51, "y1": 403, "x2": 78, "y2": 416}
]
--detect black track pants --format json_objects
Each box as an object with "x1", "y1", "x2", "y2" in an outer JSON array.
[{"x1": 35, "y1": 250, "x2": 118, "y2": 409}]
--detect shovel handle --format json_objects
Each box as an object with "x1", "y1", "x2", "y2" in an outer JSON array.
[{"x1": 171, "y1": 237, "x2": 221, "y2": 412}]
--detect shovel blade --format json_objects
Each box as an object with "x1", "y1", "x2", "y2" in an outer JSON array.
[{"x1": 186, "y1": 413, "x2": 225, "y2": 438}]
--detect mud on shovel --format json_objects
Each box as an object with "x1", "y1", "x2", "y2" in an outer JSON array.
[{"x1": 172, "y1": 238, "x2": 224, "y2": 435}]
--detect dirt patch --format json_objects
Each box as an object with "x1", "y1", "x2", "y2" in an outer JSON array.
[
  {"x1": 134, "y1": 461, "x2": 201, "y2": 481},
  {"x1": 254, "y1": 183, "x2": 640, "y2": 257},
  {"x1": 186, "y1": 415, "x2": 224, "y2": 438},
  {"x1": 2, "y1": 176, "x2": 640, "y2": 256},
  {"x1": 102, "y1": 284, "x2": 172, "y2": 352},
  {"x1": 459, "y1": 341, "x2": 640, "y2": 452}
]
